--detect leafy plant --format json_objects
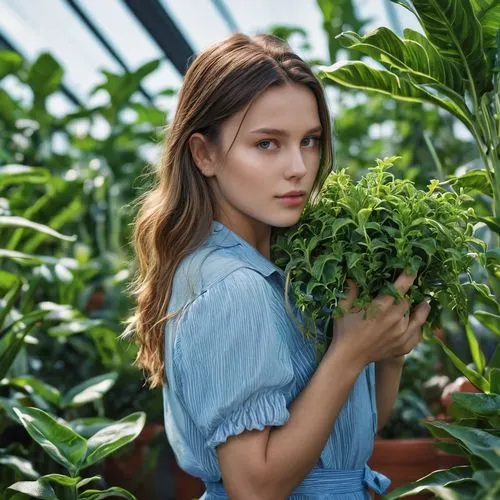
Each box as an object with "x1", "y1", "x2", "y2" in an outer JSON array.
[
  {"x1": 318, "y1": 0, "x2": 500, "y2": 223},
  {"x1": 271, "y1": 156, "x2": 486, "y2": 359},
  {"x1": 5, "y1": 407, "x2": 145, "y2": 500},
  {"x1": 0, "y1": 163, "x2": 150, "y2": 496}
]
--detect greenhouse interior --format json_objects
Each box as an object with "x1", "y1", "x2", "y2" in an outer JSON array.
[{"x1": 0, "y1": 0, "x2": 499, "y2": 499}]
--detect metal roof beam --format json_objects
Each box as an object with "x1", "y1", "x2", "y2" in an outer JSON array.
[
  {"x1": 122, "y1": 0, "x2": 195, "y2": 75},
  {"x1": 64, "y1": 0, "x2": 153, "y2": 103}
]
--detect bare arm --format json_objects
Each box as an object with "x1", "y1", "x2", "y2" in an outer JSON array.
[{"x1": 374, "y1": 356, "x2": 405, "y2": 432}]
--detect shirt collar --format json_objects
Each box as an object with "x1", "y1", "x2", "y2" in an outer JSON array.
[{"x1": 209, "y1": 220, "x2": 285, "y2": 280}]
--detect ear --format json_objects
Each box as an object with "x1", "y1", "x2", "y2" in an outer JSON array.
[{"x1": 188, "y1": 133, "x2": 217, "y2": 177}]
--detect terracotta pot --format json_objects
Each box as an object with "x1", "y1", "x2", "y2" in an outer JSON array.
[
  {"x1": 170, "y1": 462, "x2": 205, "y2": 500},
  {"x1": 369, "y1": 437, "x2": 437, "y2": 500},
  {"x1": 368, "y1": 436, "x2": 468, "y2": 500},
  {"x1": 86, "y1": 286, "x2": 105, "y2": 312}
]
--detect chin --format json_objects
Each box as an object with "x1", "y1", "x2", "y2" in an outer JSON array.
[{"x1": 268, "y1": 214, "x2": 302, "y2": 229}]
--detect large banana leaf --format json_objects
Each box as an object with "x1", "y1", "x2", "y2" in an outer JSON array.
[
  {"x1": 391, "y1": 0, "x2": 491, "y2": 95},
  {"x1": 318, "y1": 61, "x2": 474, "y2": 130},
  {"x1": 336, "y1": 27, "x2": 466, "y2": 97},
  {"x1": 471, "y1": 0, "x2": 500, "y2": 49}
]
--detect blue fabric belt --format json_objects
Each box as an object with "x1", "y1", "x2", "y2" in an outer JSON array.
[{"x1": 204, "y1": 464, "x2": 391, "y2": 496}]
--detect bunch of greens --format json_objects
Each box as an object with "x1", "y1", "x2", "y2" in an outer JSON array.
[{"x1": 271, "y1": 157, "x2": 485, "y2": 358}]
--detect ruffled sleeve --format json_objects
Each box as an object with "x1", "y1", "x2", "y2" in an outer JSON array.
[{"x1": 172, "y1": 267, "x2": 295, "y2": 450}]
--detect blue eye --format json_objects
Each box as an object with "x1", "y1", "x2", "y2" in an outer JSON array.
[
  {"x1": 257, "y1": 139, "x2": 276, "y2": 150},
  {"x1": 302, "y1": 136, "x2": 321, "y2": 147}
]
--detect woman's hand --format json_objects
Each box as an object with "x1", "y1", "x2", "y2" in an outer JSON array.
[{"x1": 326, "y1": 273, "x2": 431, "y2": 369}]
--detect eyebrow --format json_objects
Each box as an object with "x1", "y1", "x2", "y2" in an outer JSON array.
[{"x1": 249, "y1": 126, "x2": 323, "y2": 137}]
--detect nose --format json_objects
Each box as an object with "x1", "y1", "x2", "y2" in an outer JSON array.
[{"x1": 286, "y1": 147, "x2": 308, "y2": 178}]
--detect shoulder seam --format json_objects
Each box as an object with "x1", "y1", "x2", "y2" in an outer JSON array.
[{"x1": 199, "y1": 264, "x2": 270, "y2": 297}]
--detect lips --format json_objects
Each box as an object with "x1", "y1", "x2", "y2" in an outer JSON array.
[{"x1": 277, "y1": 191, "x2": 306, "y2": 198}]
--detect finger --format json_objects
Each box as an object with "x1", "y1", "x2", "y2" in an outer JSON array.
[
  {"x1": 397, "y1": 313, "x2": 410, "y2": 334},
  {"x1": 402, "y1": 325, "x2": 423, "y2": 355},
  {"x1": 338, "y1": 279, "x2": 358, "y2": 314},
  {"x1": 407, "y1": 300, "x2": 431, "y2": 331},
  {"x1": 372, "y1": 272, "x2": 417, "y2": 312}
]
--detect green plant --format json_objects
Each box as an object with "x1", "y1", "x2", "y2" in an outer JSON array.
[
  {"x1": 0, "y1": 163, "x2": 149, "y2": 497},
  {"x1": 271, "y1": 156, "x2": 486, "y2": 358},
  {"x1": 385, "y1": 360, "x2": 500, "y2": 498},
  {"x1": 318, "y1": 0, "x2": 500, "y2": 223},
  {"x1": 5, "y1": 406, "x2": 145, "y2": 500}
]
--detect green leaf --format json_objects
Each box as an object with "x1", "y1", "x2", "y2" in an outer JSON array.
[
  {"x1": 431, "y1": 333, "x2": 490, "y2": 392},
  {"x1": 91, "y1": 59, "x2": 161, "y2": 113},
  {"x1": 449, "y1": 393, "x2": 500, "y2": 419},
  {"x1": 490, "y1": 368, "x2": 500, "y2": 393},
  {"x1": 471, "y1": 0, "x2": 500, "y2": 48},
  {"x1": 477, "y1": 216, "x2": 500, "y2": 235},
  {"x1": 0, "y1": 216, "x2": 76, "y2": 242},
  {"x1": 408, "y1": 0, "x2": 491, "y2": 94},
  {"x1": 0, "y1": 322, "x2": 37, "y2": 380},
  {"x1": 0, "y1": 278, "x2": 22, "y2": 334},
  {"x1": 7, "y1": 376, "x2": 61, "y2": 406},
  {"x1": 463, "y1": 282, "x2": 499, "y2": 312},
  {"x1": 79, "y1": 487, "x2": 136, "y2": 500},
  {"x1": 0, "y1": 454, "x2": 39, "y2": 479},
  {"x1": 0, "y1": 165, "x2": 51, "y2": 189},
  {"x1": 27, "y1": 53, "x2": 63, "y2": 104},
  {"x1": 82, "y1": 412, "x2": 145, "y2": 468},
  {"x1": 474, "y1": 311, "x2": 500, "y2": 336},
  {"x1": 384, "y1": 466, "x2": 474, "y2": 500},
  {"x1": 0, "y1": 50, "x2": 23, "y2": 80},
  {"x1": 48, "y1": 318, "x2": 103, "y2": 337},
  {"x1": 337, "y1": 26, "x2": 466, "y2": 95},
  {"x1": 0, "y1": 88, "x2": 17, "y2": 125},
  {"x1": 69, "y1": 418, "x2": 114, "y2": 439},
  {"x1": 424, "y1": 420, "x2": 500, "y2": 469},
  {"x1": 21, "y1": 197, "x2": 83, "y2": 254},
  {"x1": 13, "y1": 406, "x2": 87, "y2": 475},
  {"x1": 473, "y1": 469, "x2": 500, "y2": 489},
  {"x1": 447, "y1": 169, "x2": 494, "y2": 197},
  {"x1": 0, "y1": 249, "x2": 65, "y2": 266},
  {"x1": 61, "y1": 372, "x2": 118, "y2": 407},
  {"x1": 412, "y1": 237, "x2": 438, "y2": 256},
  {"x1": 40, "y1": 473, "x2": 81, "y2": 487},
  {"x1": 76, "y1": 476, "x2": 102, "y2": 489},
  {"x1": 7, "y1": 480, "x2": 58, "y2": 499},
  {"x1": 0, "y1": 271, "x2": 18, "y2": 292},
  {"x1": 318, "y1": 60, "x2": 474, "y2": 129},
  {"x1": 489, "y1": 343, "x2": 500, "y2": 370},
  {"x1": 465, "y1": 319, "x2": 487, "y2": 374},
  {"x1": 128, "y1": 102, "x2": 166, "y2": 127}
]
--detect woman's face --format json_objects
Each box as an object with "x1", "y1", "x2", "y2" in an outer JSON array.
[{"x1": 191, "y1": 82, "x2": 322, "y2": 242}]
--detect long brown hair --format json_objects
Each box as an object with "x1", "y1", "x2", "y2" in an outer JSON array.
[{"x1": 123, "y1": 32, "x2": 334, "y2": 388}]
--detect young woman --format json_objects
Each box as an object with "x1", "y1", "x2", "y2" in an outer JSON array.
[{"x1": 126, "y1": 33, "x2": 431, "y2": 499}]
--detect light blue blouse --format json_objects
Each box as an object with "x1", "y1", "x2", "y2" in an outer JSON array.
[{"x1": 162, "y1": 220, "x2": 390, "y2": 499}]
